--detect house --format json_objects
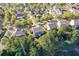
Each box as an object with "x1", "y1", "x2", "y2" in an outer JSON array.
[
  {"x1": 67, "y1": 5, "x2": 73, "y2": 12},
  {"x1": 31, "y1": 22, "x2": 44, "y2": 28},
  {"x1": 7, "y1": 24, "x2": 15, "y2": 30},
  {"x1": 4, "y1": 24, "x2": 15, "y2": 38},
  {"x1": 53, "y1": 6, "x2": 62, "y2": 15},
  {"x1": 18, "y1": 3, "x2": 26, "y2": 8},
  {"x1": 45, "y1": 19, "x2": 58, "y2": 30},
  {"x1": 31, "y1": 25, "x2": 43, "y2": 37},
  {"x1": 21, "y1": 25, "x2": 28, "y2": 33},
  {"x1": 16, "y1": 11, "x2": 26, "y2": 20},
  {"x1": 16, "y1": 11, "x2": 25, "y2": 16},
  {"x1": 4, "y1": 30, "x2": 12, "y2": 38},
  {"x1": 4, "y1": 24, "x2": 14, "y2": 38},
  {"x1": 68, "y1": 7, "x2": 78, "y2": 13},
  {"x1": 67, "y1": 4, "x2": 79, "y2": 14},
  {"x1": 57, "y1": 20, "x2": 70, "y2": 27},
  {"x1": 70, "y1": 19, "x2": 79, "y2": 26},
  {"x1": 47, "y1": 19, "x2": 58, "y2": 24},
  {"x1": 11, "y1": 28, "x2": 25, "y2": 37},
  {"x1": 4, "y1": 27, "x2": 26, "y2": 38},
  {"x1": 45, "y1": 23, "x2": 56, "y2": 30}
]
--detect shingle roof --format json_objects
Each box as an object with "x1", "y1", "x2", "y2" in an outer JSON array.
[{"x1": 11, "y1": 28, "x2": 25, "y2": 37}]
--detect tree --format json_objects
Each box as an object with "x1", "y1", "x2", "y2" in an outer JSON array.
[
  {"x1": 41, "y1": 14, "x2": 53, "y2": 21},
  {"x1": 27, "y1": 19, "x2": 33, "y2": 25},
  {"x1": 3, "y1": 20, "x2": 9, "y2": 29},
  {"x1": 57, "y1": 31, "x2": 70, "y2": 41},
  {"x1": 62, "y1": 12, "x2": 78, "y2": 20},
  {"x1": 27, "y1": 35, "x2": 35, "y2": 47},
  {"x1": 21, "y1": 19, "x2": 27, "y2": 27},
  {"x1": 14, "y1": 36, "x2": 36, "y2": 56},
  {"x1": 36, "y1": 30, "x2": 59, "y2": 55},
  {"x1": 4, "y1": 10, "x2": 11, "y2": 22},
  {"x1": 72, "y1": 30, "x2": 79, "y2": 41},
  {"x1": 3, "y1": 10, "x2": 11, "y2": 29},
  {"x1": 14, "y1": 20, "x2": 19, "y2": 27},
  {"x1": 0, "y1": 48, "x2": 23, "y2": 56},
  {"x1": 29, "y1": 46, "x2": 38, "y2": 56},
  {"x1": 58, "y1": 25, "x2": 73, "y2": 32},
  {"x1": 10, "y1": 14, "x2": 16, "y2": 24},
  {"x1": 32, "y1": 17, "x2": 39, "y2": 24}
]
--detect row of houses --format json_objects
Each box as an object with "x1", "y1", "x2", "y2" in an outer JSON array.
[
  {"x1": 3, "y1": 19, "x2": 79, "y2": 38},
  {"x1": 31, "y1": 19, "x2": 79, "y2": 37},
  {"x1": 9, "y1": 19, "x2": 79, "y2": 38},
  {"x1": 44, "y1": 19, "x2": 79, "y2": 30},
  {"x1": 53, "y1": 4, "x2": 79, "y2": 17},
  {"x1": 67, "y1": 4, "x2": 79, "y2": 14},
  {"x1": 4, "y1": 24, "x2": 27, "y2": 38}
]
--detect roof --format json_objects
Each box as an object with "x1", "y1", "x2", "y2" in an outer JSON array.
[
  {"x1": 18, "y1": 4, "x2": 26, "y2": 8},
  {"x1": 45, "y1": 23, "x2": 56, "y2": 30},
  {"x1": 71, "y1": 19, "x2": 79, "y2": 22},
  {"x1": 70, "y1": 19, "x2": 79, "y2": 26},
  {"x1": 57, "y1": 20, "x2": 70, "y2": 27},
  {"x1": 4, "y1": 30, "x2": 13, "y2": 38},
  {"x1": 4, "y1": 28, "x2": 26, "y2": 38},
  {"x1": 47, "y1": 19, "x2": 58, "y2": 24},
  {"x1": 58, "y1": 20, "x2": 69, "y2": 23},
  {"x1": 7, "y1": 24, "x2": 15, "y2": 30},
  {"x1": 11, "y1": 28, "x2": 25, "y2": 37},
  {"x1": 32, "y1": 26, "x2": 43, "y2": 34},
  {"x1": 35, "y1": 31, "x2": 43, "y2": 37},
  {"x1": 16, "y1": 11, "x2": 26, "y2": 18},
  {"x1": 31, "y1": 26, "x2": 43, "y2": 37}
]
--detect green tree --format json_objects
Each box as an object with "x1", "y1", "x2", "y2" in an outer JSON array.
[
  {"x1": 36, "y1": 30, "x2": 59, "y2": 55},
  {"x1": 32, "y1": 17, "x2": 39, "y2": 24},
  {"x1": 0, "y1": 48, "x2": 23, "y2": 56},
  {"x1": 29, "y1": 46, "x2": 38, "y2": 56},
  {"x1": 72, "y1": 30, "x2": 79, "y2": 41},
  {"x1": 10, "y1": 14, "x2": 16, "y2": 24},
  {"x1": 21, "y1": 19, "x2": 27, "y2": 27},
  {"x1": 14, "y1": 20, "x2": 19, "y2": 27},
  {"x1": 41, "y1": 14, "x2": 53, "y2": 21},
  {"x1": 58, "y1": 25, "x2": 73, "y2": 32},
  {"x1": 62, "y1": 12, "x2": 78, "y2": 20},
  {"x1": 3, "y1": 20, "x2": 9, "y2": 29},
  {"x1": 27, "y1": 19, "x2": 33, "y2": 25}
]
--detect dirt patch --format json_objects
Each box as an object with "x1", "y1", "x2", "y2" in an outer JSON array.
[{"x1": 0, "y1": 43, "x2": 6, "y2": 51}]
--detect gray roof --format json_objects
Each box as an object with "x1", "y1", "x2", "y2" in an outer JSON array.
[
  {"x1": 11, "y1": 28, "x2": 25, "y2": 37},
  {"x1": 47, "y1": 19, "x2": 58, "y2": 24},
  {"x1": 45, "y1": 23, "x2": 56, "y2": 30},
  {"x1": 31, "y1": 26, "x2": 43, "y2": 36}
]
